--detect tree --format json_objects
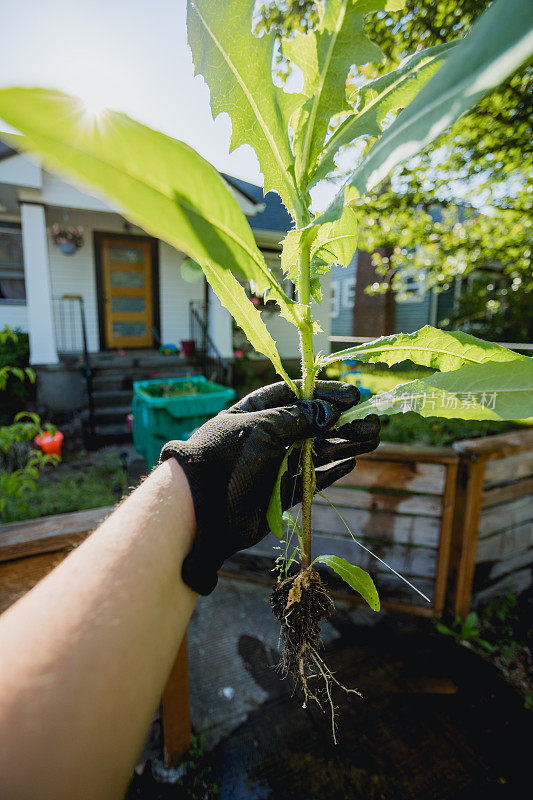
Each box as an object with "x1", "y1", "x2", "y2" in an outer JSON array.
[
  {"x1": 351, "y1": 0, "x2": 532, "y2": 338},
  {"x1": 259, "y1": 0, "x2": 533, "y2": 339}
]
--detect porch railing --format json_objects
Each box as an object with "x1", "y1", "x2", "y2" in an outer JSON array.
[
  {"x1": 189, "y1": 301, "x2": 230, "y2": 385},
  {"x1": 53, "y1": 294, "x2": 95, "y2": 437}
]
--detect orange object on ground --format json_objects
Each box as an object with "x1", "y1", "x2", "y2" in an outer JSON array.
[{"x1": 34, "y1": 430, "x2": 64, "y2": 458}]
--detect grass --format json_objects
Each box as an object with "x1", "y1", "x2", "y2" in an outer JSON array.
[
  {"x1": 324, "y1": 361, "x2": 527, "y2": 446},
  {"x1": 3, "y1": 452, "x2": 128, "y2": 523}
]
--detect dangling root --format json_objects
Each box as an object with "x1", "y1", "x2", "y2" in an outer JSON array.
[{"x1": 270, "y1": 568, "x2": 362, "y2": 742}]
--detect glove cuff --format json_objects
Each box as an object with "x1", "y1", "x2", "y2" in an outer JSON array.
[{"x1": 160, "y1": 441, "x2": 223, "y2": 595}]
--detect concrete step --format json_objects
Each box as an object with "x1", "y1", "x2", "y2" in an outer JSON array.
[
  {"x1": 94, "y1": 423, "x2": 132, "y2": 445},
  {"x1": 93, "y1": 405, "x2": 132, "y2": 425},
  {"x1": 92, "y1": 389, "x2": 133, "y2": 407}
]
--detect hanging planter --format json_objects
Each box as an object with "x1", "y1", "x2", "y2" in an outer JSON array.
[{"x1": 50, "y1": 223, "x2": 84, "y2": 255}]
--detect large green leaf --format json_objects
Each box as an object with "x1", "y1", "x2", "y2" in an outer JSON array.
[
  {"x1": 283, "y1": 0, "x2": 403, "y2": 187},
  {"x1": 318, "y1": 0, "x2": 533, "y2": 222},
  {"x1": 311, "y1": 41, "x2": 456, "y2": 186},
  {"x1": 187, "y1": 0, "x2": 302, "y2": 215},
  {"x1": 320, "y1": 325, "x2": 523, "y2": 371},
  {"x1": 313, "y1": 554, "x2": 380, "y2": 611},
  {"x1": 202, "y1": 263, "x2": 297, "y2": 390},
  {"x1": 0, "y1": 89, "x2": 285, "y2": 294},
  {"x1": 0, "y1": 88, "x2": 297, "y2": 388},
  {"x1": 338, "y1": 358, "x2": 533, "y2": 424}
]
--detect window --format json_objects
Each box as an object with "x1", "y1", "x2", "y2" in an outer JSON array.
[{"x1": 0, "y1": 222, "x2": 25, "y2": 301}]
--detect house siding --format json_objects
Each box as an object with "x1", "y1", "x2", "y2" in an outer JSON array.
[
  {"x1": 44, "y1": 208, "x2": 205, "y2": 354},
  {"x1": 330, "y1": 255, "x2": 357, "y2": 338},
  {"x1": 254, "y1": 274, "x2": 331, "y2": 359},
  {"x1": 0, "y1": 301, "x2": 27, "y2": 332},
  {"x1": 394, "y1": 294, "x2": 432, "y2": 333}
]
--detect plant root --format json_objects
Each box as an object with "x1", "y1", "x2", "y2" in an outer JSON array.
[{"x1": 270, "y1": 568, "x2": 362, "y2": 742}]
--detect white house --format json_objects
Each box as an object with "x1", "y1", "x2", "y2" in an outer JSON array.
[{"x1": 0, "y1": 143, "x2": 331, "y2": 383}]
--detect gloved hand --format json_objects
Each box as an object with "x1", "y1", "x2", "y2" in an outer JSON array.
[{"x1": 160, "y1": 381, "x2": 380, "y2": 595}]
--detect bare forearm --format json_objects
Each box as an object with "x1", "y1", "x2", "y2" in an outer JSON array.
[{"x1": 0, "y1": 458, "x2": 197, "y2": 800}]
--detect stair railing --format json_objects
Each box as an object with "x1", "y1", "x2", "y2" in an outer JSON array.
[
  {"x1": 58, "y1": 294, "x2": 96, "y2": 438},
  {"x1": 189, "y1": 301, "x2": 230, "y2": 385}
]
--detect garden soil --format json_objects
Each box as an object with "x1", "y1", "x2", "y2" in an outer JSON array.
[{"x1": 127, "y1": 578, "x2": 529, "y2": 800}]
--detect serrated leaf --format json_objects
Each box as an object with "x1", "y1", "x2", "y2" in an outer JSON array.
[
  {"x1": 311, "y1": 41, "x2": 456, "y2": 186},
  {"x1": 281, "y1": 203, "x2": 357, "y2": 290},
  {"x1": 187, "y1": 0, "x2": 302, "y2": 214},
  {"x1": 318, "y1": 0, "x2": 533, "y2": 222},
  {"x1": 311, "y1": 202, "x2": 358, "y2": 269},
  {"x1": 284, "y1": 0, "x2": 404, "y2": 187},
  {"x1": 320, "y1": 325, "x2": 523, "y2": 371},
  {"x1": 314, "y1": 554, "x2": 380, "y2": 611},
  {"x1": 267, "y1": 444, "x2": 296, "y2": 539},
  {"x1": 202, "y1": 262, "x2": 296, "y2": 390},
  {"x1": 338, "y1": 358, "x2": 533, "y2": 424}
]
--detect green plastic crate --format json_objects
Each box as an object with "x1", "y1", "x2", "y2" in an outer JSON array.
[{"x1": 132, "y1": 376, "x2": 235, "y2": 470}]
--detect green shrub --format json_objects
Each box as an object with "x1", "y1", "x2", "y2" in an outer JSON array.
[{"x1": 0, "y1": 326, "x2": 35, "y2": 424}]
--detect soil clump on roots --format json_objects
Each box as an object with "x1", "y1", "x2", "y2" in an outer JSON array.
[{"x1": 270, "y1": 568, "x2": 360, "y2": 739}]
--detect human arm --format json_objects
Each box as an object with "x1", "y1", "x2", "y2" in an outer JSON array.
[
  {"x1": 0, "y1": 381, "x2": 379, "y2": 800},
  {"x1": 0, "y1": 457, "x2": 197, "y2": 800}
]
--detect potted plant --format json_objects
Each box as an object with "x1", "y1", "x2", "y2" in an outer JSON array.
[{"x1": 50, "y1": 223, "x2": 84, "y2": 255}]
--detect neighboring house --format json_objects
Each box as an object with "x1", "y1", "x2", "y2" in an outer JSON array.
[
  {"x1": 0, "y1": 144, "x2": 331, "y2": 412},
  {"x1": 330, "y1": 250, "x2": 455, "y2": 340}
]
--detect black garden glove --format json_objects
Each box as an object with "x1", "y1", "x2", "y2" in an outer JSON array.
[{"x1": 160, "y1": 380, "x2": 380, "y2": 595}]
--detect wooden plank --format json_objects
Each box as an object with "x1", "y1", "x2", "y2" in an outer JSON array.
[
  {"x1": 315, "y1": 486, "x2": 442, "y2": 517},
  {"x1": 476, "y1": 521, "x2": 533, "y2": 562},
  {"x1": 433, "y1": 461, "x2": 458, "y2": 616},
  {"x1": 0, "y1": 551, "x2": 69, "y2": 615},
  {"x1": 482, "y1": 477, "x2": 533, "y2": 508},
  {"x1": 337, "y1": 460, "x2": 447, "y2": 495},
  {"x1": 454, "y1": 429, "x2": 533, "y2": 460},
  {"x1": 473, "y1": 567, "x2": 532, "y2": 606},
  {"x1": 447, "y1": 457, "x2": 487, "y2": 617},
  {"x1": 359, "y1": 442, "x2": 457, "y2": 464},
  {"x1": 483, "y1": 451, "x2": 533, "y2": 487},
  {"x1": 249, "y1": 531, "x2": 438, "y2": 578},
  {"x1": 310, "y1": 503, "x2": 441, "y2": 547},
  {"x1": 486, "y1": 548, "x2": 533, "y2": 581},
  {"x1": 161, "y1": 636, "x2": 191, "y2": 768},
  {"x1": 370, "y1": 572, "x2": 435, "y2": 605},
  {"x1": 0, "y1": 507, "x2": 112, "y2": 562},
  {"x1": 219, "y1": 565, "x2": 435, "y2": 615},
  {"x1": 478, "y1": 496, "x2": 533, "y2": 538}
]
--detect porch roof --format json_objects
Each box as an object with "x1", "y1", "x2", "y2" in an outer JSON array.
[
  {"x1": 0, "y1": 142, "x2": 16, "y2": 162},
  {"x1": 222, "y1": 173, "x2": 293, "y2": 234}
]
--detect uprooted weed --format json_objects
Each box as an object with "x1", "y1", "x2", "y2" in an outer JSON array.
[{"x1": 270, "y1": 568, "x2": 361, "y2": 741}]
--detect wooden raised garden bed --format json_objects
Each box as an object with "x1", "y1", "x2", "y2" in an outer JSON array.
[
  {"x1": 448, "y1": 429, "x2": 533, "y2": 616},
  {"x1": 225, "y1": 430, "x2": 533, "y2": 618}
]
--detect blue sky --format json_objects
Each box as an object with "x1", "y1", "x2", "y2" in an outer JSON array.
[{"x1": 0, "y1": 0, "x2": 263, "y2": 184}]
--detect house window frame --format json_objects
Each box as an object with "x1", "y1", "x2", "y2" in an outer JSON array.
[{"x1": 0, "y1": 220, "x2": 26, "y2": 305}]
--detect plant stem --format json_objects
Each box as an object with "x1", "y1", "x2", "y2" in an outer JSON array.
[{"x1": 298, "y1": 233, "x2": 316, "y2": 570}]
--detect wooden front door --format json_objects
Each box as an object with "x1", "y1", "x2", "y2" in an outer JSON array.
[{"x1": 97, "y1": 235, "x2": 157, "y2": 349}]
